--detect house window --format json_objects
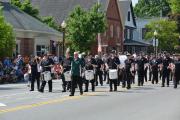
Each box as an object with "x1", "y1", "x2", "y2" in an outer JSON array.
[
  {"x1": 127, "y1": 29, "x2": 130, "y2": 39},
  {"x1": 36, "y1": 45, "x2": 46, "y2": 56},
  {"x1": 128, "y1": 11, "x2": 130, "y2": 21},
  {"x1": 117, "y1": 26, "x2": 120, "y2": 38},
  {"x1": 14, "y1": 44, "x2": 19, "y2": 57},
  {"x1": 110, "y1": 25, "x2": 114, "y2": 38},
  {"x1": 142, "y1": 28, "x2": 147, "y2": 39}
]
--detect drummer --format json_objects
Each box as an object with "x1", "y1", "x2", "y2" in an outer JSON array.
[
  {"x1": 124, "y1": 53, "x2": 134, "y2": 89},
  {"x1": 106, "y1": 50, "x2": 120, "y2": 92},
  {"x1": 61, "y1": 50, "x2": 72, "y2": 92},
  {"x1": 39, "y1": 53, "x2": 54, "y2": 93},
  {"x1": 84, "y1": 53, "x2": 97, "y2": 92}
]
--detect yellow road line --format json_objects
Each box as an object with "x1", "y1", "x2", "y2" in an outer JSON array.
[
  {"x1": 0, "y1": 82, "x2": 153, "y2": 114},
  {"x1": 0, "y1": 92, "x2": 99, "y2": 114}
]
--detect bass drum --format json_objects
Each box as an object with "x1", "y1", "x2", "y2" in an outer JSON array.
[
  {"x1": 64, "y1": 71, "x2": 71, "y2": 81},
  {"x1": 109, "y1": 69, "x2": 118, "y2": 80},
  {"x1": 85, "y1": 70, "x2": 94, "y2": 80},
  {"x1": 41, "y1": 71, "x2": 52, "y2": 81}
]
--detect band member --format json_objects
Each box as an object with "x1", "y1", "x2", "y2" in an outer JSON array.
[
  {"x1": 136, "y1": 54, "x2": 147, "y2": 86},
  {"x1": 161, "y1": 54, "x2": 171, "y2": 87},
  {"x1": 39, "y1": 54, "x2": 54, "y2": 93},
  {"x1": 102, "y1": 54, "x2": 108, "y2": 83},
  {"x1": 84, "y1": 53, "x2": 96, "y2": 92},
  {"x1": 61, "y1": 51, "x2": 72, "y2": 92},
  {"x1": 107, "y1": 51, "x2": 120, "y2": 92},
  {"x1": 124, "y1": 53, "x2": 133, "y2": 89},
  {"x1": 69, "y1": 52, "x2": 83, "y2": 96},
  {"x1": 150, "y1": 57, "x2": 159, "y2": 84},
  {"x1": 174, "y1": 55, "x2": 180, "y2": 88},
  {"x1": 94, "y1": 55, "x2": 104, "y2": 86}
]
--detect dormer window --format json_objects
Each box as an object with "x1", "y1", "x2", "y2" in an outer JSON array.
[{"x1": 128, "y1": 11, "x2": 130, "y2": 21}]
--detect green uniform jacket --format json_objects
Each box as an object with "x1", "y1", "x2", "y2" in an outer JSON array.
[{"x1": 70, "y1": 57, "x2": 83, "y2": 76}]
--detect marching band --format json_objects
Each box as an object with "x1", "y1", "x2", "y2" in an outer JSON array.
[{"x1": 27, "y1": 50, "x2": 180, "y2": 96}]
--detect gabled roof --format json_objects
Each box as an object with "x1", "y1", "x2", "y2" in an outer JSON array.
[
  {"x1": 118, "y1": 0, "x2": 131, "y2": 28},
  {"x1": 129, "y1": 2, "x2": 136, "y2": 27},
  {"x1": 0, "y1": 2, "x2": 61, "y2": 36},
  {"x1": 31, "y1": 0, "x2": 109, "y2": 24},
  {"x1": 118, "y1": 0, "x2": 136, "y2": 28}
]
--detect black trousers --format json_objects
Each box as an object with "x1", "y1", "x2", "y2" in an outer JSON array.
[
  {"x1": 103, "y1": 70, "x2": 108, "y2": 81},
  {"x1": 95, "y1": 70, "x2": 103, "y2": 86},
  {"x1": 118, "y1": 69, "x2": 124, "y2": 86},
  {"x1": 174, "y1": 76, "x2": 180, "y2": 88},
  {"x1": 31, "y1": 72, "x2": 40, "y2": 90},
  {"x1": 138, "y1": 72, "x2": 144, "y2": 86},
  {"x1": 149, "y1": 70, "x2": 152, "y2": 81},
  {"x1": 152, "y1": 71, "x2": 158, "y2": 84},
  {"x1": 84, "y1": 79, "x2": 95, "y2": 91},
  {"x1": 144, "y1": 70, "x2": 148, "y2": 82},
  {"x1": 109, "y1": 79, "x2": 117, "y2": 91},
  {"x1": 61, "y1": 74, "x2": 67, "y2": 91},
  {"x1": 70, "y1": 76, "x2": 83, "y2": 95},
  {"x1": 124, "y1": 72, "x2": 132, "y2": 89},
  {"x1": 40, "y1": 80, "x2": 52, "y2": 92},
  {"x1": 162, "y1": 70, "x2": 170, "y2": 86}
]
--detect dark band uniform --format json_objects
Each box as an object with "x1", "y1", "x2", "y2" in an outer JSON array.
[
  {"x1": 39, "y1": 57, "x2": 54, "y2": 92},
  {"x1": 107, "y1": 56, "x2": 120, "y2": 91},
  {"x1": 174, "y1": 60, "x2": 180, "y2": 88},
  {"x1": 61, "y1": 57, "x2": 72, "y2": 92},
  {"x1": 136, "y1": 56, "x2": 147, "y2": 86},
  {"x1": 84, "y1": 57, "x2": 96, "y2": 92}
]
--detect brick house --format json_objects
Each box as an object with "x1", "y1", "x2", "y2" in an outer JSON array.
[
  {"x1": 31, "y1": 0, "x2": 123, "y2": 54},
  {"x1": 1, "y1": 2, "x2": 61, "y2": 57}
]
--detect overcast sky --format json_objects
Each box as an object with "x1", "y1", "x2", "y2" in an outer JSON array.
[{"x1": 132, "y1": 0, "x2": 139, "y2": 6}]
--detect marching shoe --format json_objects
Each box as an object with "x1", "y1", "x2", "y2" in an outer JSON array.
[
  {"x1": 38, "y1": 89, "x2": 44, "y2": 93},
  {"x1": 69, "y1": 94, "x2": 74, "y2": 96}
]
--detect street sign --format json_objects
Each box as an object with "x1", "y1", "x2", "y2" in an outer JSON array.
[{"x1": 153, "y1": 38, "x2": 158, "y2": 47}]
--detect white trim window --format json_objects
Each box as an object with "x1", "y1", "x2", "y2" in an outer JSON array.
[
  {"x1": 127, "y1": 29, "x2": 130, "y2": 39},
  {"x1": 110, "y1": 25, "x2": 114, "y2": 38},
  {"x1": 36, "y1": 45, "x2": 47, "y2": 56}
]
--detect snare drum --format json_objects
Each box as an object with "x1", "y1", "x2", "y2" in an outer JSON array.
[
  {"x1": 64, "y1": 71, "x2": 71, "y2": 81},
  {"x1": 109, "y1": 69, "x2": 118, "y2": 80},
  {"x1": 85, "y1": 70, "x2": 94, "y2": 80},
  {"x1": 41, "y1": 71, "x2": 52, "y2": 81}
]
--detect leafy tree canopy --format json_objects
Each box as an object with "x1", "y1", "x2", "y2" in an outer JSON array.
[
  {"x1": 134, "y1": 0, "x2": 171, "y2": 18},
  {"x1": 168, "y1": 0, "x2": 180, "y2": 14},
  {"x1": 66, "y1": 3, "x2": 107, "y2": 52},
  {"x1": 0, "y1": 6, "x2": 15, "y2": 58},
  {"x1": 10, "y1": 0, "x2": 59, "y2": 30},
  {"x1": 145, "y1": 19, "x2": 179, "y2": 52}
]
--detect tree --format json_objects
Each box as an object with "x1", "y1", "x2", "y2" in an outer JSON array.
[
  {"x1": 66, "y1": 3, "x2": 107, "y2": 52},
  {"x1": 11, "y1": 0, "x2": 39, "y2": 19},
  {"x1": 40, "y1": 16, "x2": 59, "y2": 31},
  {"x1": 145, "y1": 19, "x2": 179, "y2": 52},
  {"x1": 134, "y1": 0, "x2": 171, "y2": 17},
  {"x1": 0, "y1": 6, "x2": 15, "y2": 58},
  {"x1": 168, "y1": 0, "x2": 180, "y2": 14},
  {"x1": 10, "y1": 0, "x2": 59, "y2": 30}
]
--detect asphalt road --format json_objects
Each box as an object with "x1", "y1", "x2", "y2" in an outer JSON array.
[{"x1": 0, "y1": 79, "x2": 180, "y2": 120}]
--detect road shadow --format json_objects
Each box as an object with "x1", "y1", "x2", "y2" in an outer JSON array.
[{"x1": 0, "y1": 87, "x2": 23, "y2": 90}]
